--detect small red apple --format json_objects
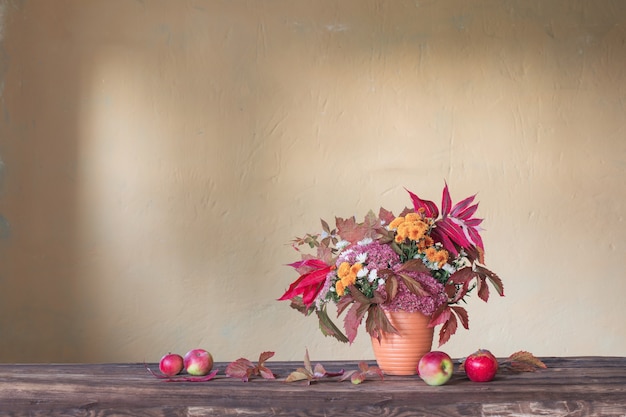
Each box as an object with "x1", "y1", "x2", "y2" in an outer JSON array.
[
  {"x1": 159, "y1": 353, "x2": 184, "y2": 377},
  {"x1": 417, "y1": 351, "x2": 454, "y2": 386},
  {"x1": 464, "y1": 349, "x2": 499, "y2": 382},
  {"x1": 183, "y1": 348, "x2": 214, "y2": 376}
]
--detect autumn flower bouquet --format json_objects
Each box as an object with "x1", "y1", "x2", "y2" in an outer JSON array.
[{"x1": 279, "y1": 184, "x2": 504, "y2": 346}]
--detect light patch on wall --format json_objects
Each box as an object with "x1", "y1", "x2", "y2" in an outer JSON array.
[
  {"x1": 0, "y1": 1, "x2": 5, "y2": 42},
  {"x1": 326, "y1": 23, "x2": 349, "y2": 32}
]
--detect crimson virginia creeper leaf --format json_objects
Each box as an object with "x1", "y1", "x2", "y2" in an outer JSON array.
[
  {"x1": 398, "y1": 274, "x2": 428, "y2": 297},
  {"x1": 225, "y1": 352, "x2": 276, "y2": 382},
  {"x1": 385, "y1": 275, "x2": 398, "y2": 301},
  {"x1": 477, "y1": 277, "x2": 490, "y2": 302},
  {"x1": 449, "y1": 267, "x2": 475, "y2": 284},
  {"x1": 344, "y1": 301, "x2": 368, "y2": 344},
  {"x1": 437, "y1": 311, "x2": 458, "y2": 346},
  {"x1": 225, "y1": 358, "x2": 255, "y2": 381},
  {"x1": 428, "y1": 304, "x2": 451, "y2": 328},
  {"x1": 475, "y1": 264, "x2": 505, "y2": 296},
  {"x1": 366, "y1": 304, "x2": 398, "y2": 342},
  {"x1": 396, "y1": 258, "x2": 430, "y2": 274},
  {"x1": 451, "y1": 305, "x2": 469, "y2": 330},
  {"x1": 339, "y1": 362, "x2": 384, "y2": 384}
]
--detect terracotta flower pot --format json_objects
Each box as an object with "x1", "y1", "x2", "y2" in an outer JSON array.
[{"x1": 370, "y1": 310, "x2": 434, "y2": 375}]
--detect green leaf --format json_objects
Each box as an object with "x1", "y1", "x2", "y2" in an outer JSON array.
[{"x1": 316, "y1": 306, "x2": 349, "y2": 343}]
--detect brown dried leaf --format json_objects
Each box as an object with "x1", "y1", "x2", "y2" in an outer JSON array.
[{"x1": 505, "y1": 351, "x2": 547, "y2": 373}]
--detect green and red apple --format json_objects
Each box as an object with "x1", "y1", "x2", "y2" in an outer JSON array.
[{"x1": 417, "y1": 351, "x2": 454, "y2": 386}]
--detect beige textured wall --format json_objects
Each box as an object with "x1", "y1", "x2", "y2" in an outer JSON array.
[{"x1": 0, "y1": 0, "x2": 624, "y2": 363}]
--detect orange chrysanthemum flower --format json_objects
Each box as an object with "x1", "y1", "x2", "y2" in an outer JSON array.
[
  {"x1": 389, "y1": 216, "x2": 405, "y2": 230},
  {"x1": 335, "y1": 280, "x2": 346, "y2": 296},
  {"x1": 337, "y1": 262, "x2": 351, "y2": 279}
]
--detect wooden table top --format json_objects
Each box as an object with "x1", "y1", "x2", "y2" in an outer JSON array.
[{"x1": 0, "y1": 356, "x2": 624, "y2": 416}]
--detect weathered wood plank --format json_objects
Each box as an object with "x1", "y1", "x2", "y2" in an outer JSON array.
[{"x1": 0, "y1": 357, "x2": 624, "y2": 417}]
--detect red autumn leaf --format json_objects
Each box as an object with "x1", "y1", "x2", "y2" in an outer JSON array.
[
  {"x1": 450, "y1": 305, "x2": 469, "y2": 330},
  {"x1": 477, "y1": 276, "x2": 490, "y2": 302},
  {"x1": 437, "y1": 311, "x2": 458, "y2": 346},
  {"x1": 428, "y1": 304, "x2": 452, "y2": 328},
  {"x1": 343, "y1": 301, "x2": 369, "y2": 344},
  {"x1": 225, "y1": 352, "x2": 276, "y2": 382},
  {"x1": 279, "y1": 259, "x2": 332, "y2": 307},
  {"x1": 340, "y1": 361, "x2": 384, "y2": 384},
  {"x1": 474, "y1": 264, "x2": 505, "y2": 296},
  {"x1": 378, "y1": 207, "x2": 396, "y2": 227},
  {"x1": 406, "y1": 187, "x2": 439, "y2": 218},
  {"x1": 335, "y1": 216, "x2": 365, "y2": 245}
]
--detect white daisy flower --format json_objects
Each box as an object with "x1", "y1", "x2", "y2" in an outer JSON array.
[
  {"x1": 336, "y1": 240, "x2": 350, "y2": 250},
  {"x1": 368, "y1": 269, "x2": 378, "y2": 283}
]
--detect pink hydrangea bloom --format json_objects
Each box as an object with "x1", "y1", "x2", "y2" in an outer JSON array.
[
  {"x1": 378, "y1": 270, "x2": 447, "y2": 316},
  {"x1": 337, "y1": 241, "x2": 400, "y2": 270}
]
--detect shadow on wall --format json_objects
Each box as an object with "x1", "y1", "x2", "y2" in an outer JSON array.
[{"x1": 0, "y1": 2, "x2": 85, "y2": 362}]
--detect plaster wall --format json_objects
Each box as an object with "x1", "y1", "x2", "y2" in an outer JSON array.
[{"x1": 0, "y1": 0, "x2": 624, "y2": 362}]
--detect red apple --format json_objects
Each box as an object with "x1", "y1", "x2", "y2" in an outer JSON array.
[
  {"x1": 464, "y1": 349, "x2": 499, "y2": 382},
  {"x1": 183, "y1": 348, "x2": 214, "y2": 376},
  {"x1": 159, "y1": 353, "x2": 184, "y2": 377},
  {"x1": 417, "y1": 351, "x2": 454, "y2": 386}
]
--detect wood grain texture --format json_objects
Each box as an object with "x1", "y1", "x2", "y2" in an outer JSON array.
[{"x1": 0, "y1": 357, "x2": 624, "y2": 416}]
